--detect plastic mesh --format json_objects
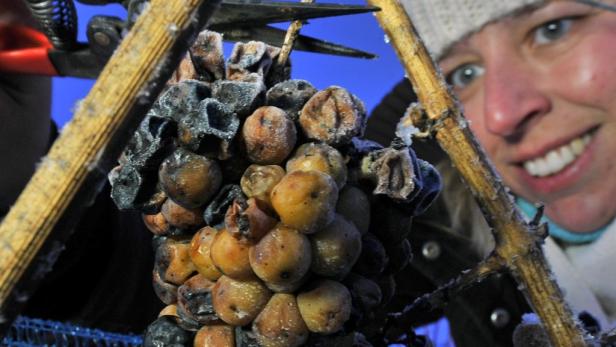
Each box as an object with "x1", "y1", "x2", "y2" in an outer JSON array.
[{"x1": 2, "y1": 316, "x2": 142, "y2": 347}]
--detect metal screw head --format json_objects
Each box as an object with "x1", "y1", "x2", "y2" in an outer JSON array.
[
  {"x1": 490, "y1": 308, "x2": 511, "y2": 328},
  {"x1": 93, "y1": 31, "x2": 111, "y2": 46},
  {"x1": 421, "y1": 241, "x2": 441, "y2": 260}
]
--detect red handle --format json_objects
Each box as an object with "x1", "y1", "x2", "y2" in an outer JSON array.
[{"x1": 0, "y1": 25, "x2": 59, "y2": 76}]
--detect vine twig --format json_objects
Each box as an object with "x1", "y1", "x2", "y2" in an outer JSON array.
[{"x1": 402, "y1": 254, "x2": 505, "y2": 315}]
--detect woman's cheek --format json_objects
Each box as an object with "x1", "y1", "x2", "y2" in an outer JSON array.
[{"x1": 558, "y1": 33, "x2": 616, "y2": 107}]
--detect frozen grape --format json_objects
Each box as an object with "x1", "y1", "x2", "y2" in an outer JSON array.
[
  {"x1": 299, "y1": 86, "x2": 366, "y2": 147},
  {"x1": 161, "y1": 198, "x2": 204, "y2": 231},
  {"x1": 143, "y1": 316, "x2": 193, "y2": 347},
  {"x1": 336, "y1": 185, "x2": 371, "y2": 235},
  {"x1": 225, "y1": 198, "x2": 277, "y2": 242},
  {"x1": 210, "y1": 229, "x2": 255, "y2": 280},
  {"x1": 211, "y1": 275, "x2": 272, "y2": 326},
  {"x1": 212, "y1": 79, "x2": 265, "y2": 119},
  {"x1": 270, "y1": 170, "x2": 338, "y2": 234},
  {"x1": 249, "y1": 224, "x2": 311, "y2": 292},
  {"x1": 159, "y1": 148, "x2": 222, "y2": 209},
  {"x1": 352, "y1": 233, "x2": 388, "y2": 277},
  {"x1": 177, "y1": 274, "x2": 218, "y2": 325},
  {"x1": 252, "y1": 293, "x2": 309, "y2": 347},
  {"x1": 240, "y1": 164, "x2": 285, "y2": 210},
  {"x1": 286, "y1": 143, "x2": 347, "y2": 189},
  {"x1": 189, "y1": 31, "x2": 225, "y2": 82},
  {"x1": 155, "y1": 237, "x2": 197, "y2": 286},
  {"x1": 297, "y1": 280, "x2": 352, "y2": 334},
  {"x1": 194, "y1": 324, "x2": 235, "y2": 347},
  {"x1": 266, "y1": 79, "x2": 317, "y2": 121},
  {"x1": 178, "y1": 98, "x2": 239, "y2": 159},
  {"x1": 190, "y1": 226, "x2": 223, "y2": 281},
  {"x1": 154, "y1": 80, "x2": 210, "y2": 122},
  {"x1": 310, "y1": 214, "x2": 362, "y2": 279},
  {"x1": 203, "y1": 184, "x2": 244, "y2": 227},
  {"x1": 242, "y1": 106, "x2": 297, "y2": 165}
]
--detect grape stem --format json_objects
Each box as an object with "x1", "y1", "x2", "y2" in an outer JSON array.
[{"x1": 277, "y1": 0, "x2": 315, "y2": 66}]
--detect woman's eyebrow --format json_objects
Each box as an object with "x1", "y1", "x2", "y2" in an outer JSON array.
[{"x1": 574, "y1": 0, "x2": 616, "y2": 12}]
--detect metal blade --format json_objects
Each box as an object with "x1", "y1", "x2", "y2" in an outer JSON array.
[
  {"x1": 209, "y1": 0, "x2": 379, "y2": 29},
  {"x1": 221, "y1": 25, "x2": 377, "y2": 59}
]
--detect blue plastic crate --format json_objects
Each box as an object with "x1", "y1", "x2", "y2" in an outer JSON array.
[{"x1": 2, "y1": 316, "x2": 142, "y2": 347}]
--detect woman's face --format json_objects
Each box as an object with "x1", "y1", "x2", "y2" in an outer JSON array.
[{"x1": 440, "y1": 1, "x2": 616, "y2": 232}]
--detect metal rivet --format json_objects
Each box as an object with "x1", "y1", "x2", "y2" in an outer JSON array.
[
  {"x1": 94, "y1": 32, "x2": 111, "y2": 46},
  {"x1": 490, "y1": 308, "x2": 510, "y2": 328},
  {"x1": 421, "y1": 241, "x2": 441, "y2": 260}
]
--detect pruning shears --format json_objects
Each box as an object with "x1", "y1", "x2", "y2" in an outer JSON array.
[{"x1": 0, "y1": 0, "x2": 379, "y2": 78}]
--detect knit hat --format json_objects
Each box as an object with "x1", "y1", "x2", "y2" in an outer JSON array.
[{"x1": 400, "y1": 0, "x2": 544, "y2": 60}]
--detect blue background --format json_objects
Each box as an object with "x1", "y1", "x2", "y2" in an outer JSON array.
[{"x1": 51, "y1": 0, "x2": 405, "y2": 126}]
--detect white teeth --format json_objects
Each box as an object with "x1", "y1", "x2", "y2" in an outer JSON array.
[
  {"x1": 545, "y1": 151, "x2": 562, "y2": 173},
  {"x1": 535, "y1": 158, "x2": 550, "y2": 177},
  {"x1": 559, "y1": 146, "x2": 575, "y2": 164},
  {"x1": 570, "y1": 138, "x2": 585, "y2": 155},
  {"x1": 523, "y1": 133, "x2": 593, "y2": 177},
  {"x1": 523, "y1": 161, "x2": 536, "y2": 175}
]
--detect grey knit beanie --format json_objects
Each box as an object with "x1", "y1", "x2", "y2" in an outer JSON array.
[{"x1": 401, "y1": 0, "x2": 544, "y2": 60}]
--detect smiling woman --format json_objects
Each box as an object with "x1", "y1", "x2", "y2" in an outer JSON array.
[
  {"x1": 367, "y1": 0, "x2": 616, "y2": 346},
  {"x1": 438, "y1": 1, "x2": 616, "y2": 233}
]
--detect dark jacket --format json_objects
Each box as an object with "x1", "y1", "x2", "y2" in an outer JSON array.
[
  {"x1": 17, "y1": 124, "x2": 163, "y2": 334},
  {"x1": 22, "y1": 183, "x2": 163, "y2": 334},
  {"x1": 366, "y1": 78, "x2": 532, "y2": 347}
]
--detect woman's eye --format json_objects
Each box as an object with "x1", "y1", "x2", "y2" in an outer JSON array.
[
  {"x1": 533, "y1": 18, "x2": 573, "y2": 45},
  {"x1": 446, "y1": 64, "x2": 484, "y2": 89}
]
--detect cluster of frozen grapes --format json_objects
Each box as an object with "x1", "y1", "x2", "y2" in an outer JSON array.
[{"x1": 109, "y1": 30, "x2": 440, "y2": 347}]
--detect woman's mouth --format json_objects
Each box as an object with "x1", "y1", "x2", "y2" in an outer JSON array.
[{"x1": 522, "y1": 132, "x2": 593, "y2": 177}]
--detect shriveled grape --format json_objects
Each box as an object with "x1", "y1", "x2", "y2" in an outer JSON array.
[
  {"x1": 194, "y1": 324, "x2": 235, "y2": 347},
  {"x1": 336, "y1": 185, "x2": 371, "y2": 235},
  {"x1": 286, "y1": 142, "x2": 347, "y2": 189},
  {"x1": 270, "y1": 170, "x2": 338, "y2": 234},
  {"x1": 240, "y1": 164, "x2": 285, "y2": 209},
  {"x1": 249, "y1": 224, "x2": 311, "y2": 292},
  {"x1": 242, "y1": 106, "x2": 297, "y2": 165},
  {"x1": 310, "y1": 214, "x2": 362, "y2": 279},
  {"x1": 190, "y1": 226, "x2": 223, "y2": 281},
  {"x1": 210, "y1": 229, "x2": 255, "y2": 280},
  {"x1": 297, "y1": 279, "x2": 352, "y2": 334},
  {"x1": 211, "y1": 275, "x2": 272, "y2": 326},
  {"x1": 159, "y1": 148, "x2": 222, "y2": 209},
  {"x1": 252, "y1": 293, "x2": 309, "y2": 347}
]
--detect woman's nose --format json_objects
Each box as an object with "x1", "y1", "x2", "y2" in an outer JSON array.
[{"x1": 482, "y1": 56, "x2": 551, "y2": 138}]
